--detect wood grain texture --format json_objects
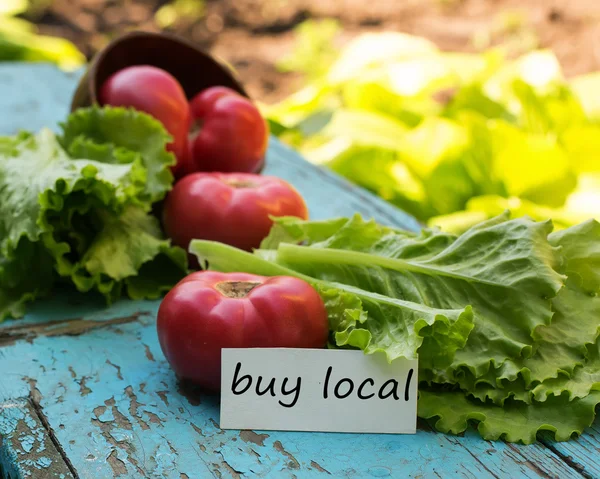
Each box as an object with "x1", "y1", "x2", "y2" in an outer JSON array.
[{"x1": 0, "y1": 63, "x2": 595, "y2": 479}]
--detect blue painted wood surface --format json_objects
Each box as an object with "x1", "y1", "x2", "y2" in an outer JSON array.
[{"x1": 0, "y1": 63, "x2": 597, "y2": 479}]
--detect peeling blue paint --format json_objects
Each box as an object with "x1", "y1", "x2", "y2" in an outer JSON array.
[
  {"x1": 0, "y1": 399, "x2": 73, "y2": 478},
  {"x1": 19, "y1": 434, "x2": 35, "y2": 453},
  {"x1": 35, "y1": 429, "x2": 46, "y2": 453}
]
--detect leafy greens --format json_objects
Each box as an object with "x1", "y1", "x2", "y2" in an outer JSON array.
[
  {"x1": 0, "y1": 106, "x2": 187, "y2": 321},
  {"x1": 190, "y1": 213, "x2": 600, "y2": 444},
  {"x1": 265, "y1": 31, "x2": 599, "y2": 232}
]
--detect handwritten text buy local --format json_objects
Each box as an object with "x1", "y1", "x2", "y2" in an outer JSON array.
[{"x1": 230, "y1": 362, "x2": 416, "y2": 408}]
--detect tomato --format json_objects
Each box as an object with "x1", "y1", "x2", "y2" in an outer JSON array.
[
  {"x1": 99, "y1": 65, "x2": 191, "y2": 177},
  {"x1": 188, "y1": 86, "x2": 268, "y2": 173},
  {"x1": 163, "y1": 172, "x2": 308, "y2": 255},
  {"x1": 157, "y1": 271, "x2": 329, "y2": 390}
]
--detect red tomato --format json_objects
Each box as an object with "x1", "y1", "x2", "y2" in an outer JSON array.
[
  {"x1": 157, "y1": 271, "x2": 329, "y2": 390},
  {"x1": 188, "y1": 86, "x2": 268, "y2": 173},
  {"x1": 99, "y1": 65, "x2": 191, "y2": 177},
  {"x1": 163, "y1": 172, "x2": 308, "y2": 255}
]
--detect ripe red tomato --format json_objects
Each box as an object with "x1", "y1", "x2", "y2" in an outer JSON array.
[
  {"x1": 99, "y1": 65, "x2": 191, "y2": 177},
  {"x1": 189, "y1": 86, "x2": 268, "y2": 173},
  {"x1": 157, "y1": 271, "x2": 329, "y2": 390},
  {"x1": 163, "y1": 172, "x2": 308, "y2": 255}
]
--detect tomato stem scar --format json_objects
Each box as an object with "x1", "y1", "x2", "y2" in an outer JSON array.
[{"x1": 215, "y1": 281, "x2": 262, "y2": 298}]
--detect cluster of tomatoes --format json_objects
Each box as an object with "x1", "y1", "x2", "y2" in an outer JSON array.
[
  {"x1": 100, "y1": 65, "x2": 308, "y2": 255},
  {"x1": 100, "y1": 66, "x2": 328, "y2": 391}
]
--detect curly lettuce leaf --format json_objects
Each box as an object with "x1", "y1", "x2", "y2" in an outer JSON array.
[
  {"x1": 59, "y1": 106, "x2": 175, "y2": 205},
  {"x1": 260, "y1": 216, "x2": 355, "y2": 249},
  {"x1": 0, "y1": 107, "x2": 183, "y2": 320},
  {"x1": 191, "y1": 239, "x2": 474, "y2": 365},
  {"x1": 261, "y1": 214, "x2": 415, "y2": 251},
  {"x1": 43, "y1": 206, "x2": 187, "y2": 302},
  {"x1": 418, "y1": 388, "x2": 600, "y2": 445},
  {"x1": 532, "y1": 339, "x2": 600, "y2": 402},
  {"x1": 0, "y1": 240, "x2": 54, "y2": 320},
  {"x1": 0, "y1": 128, "x2": 146, "y2": 256},
  {"x1": 323, "y1": 283, "x2": 473, "y2": 366},
  {"x1": 459, "y1": 276, "x2": 600, "y2": 405},
  {"x1": 434, "y1": 219, "x2": 600, "y2": 405}
]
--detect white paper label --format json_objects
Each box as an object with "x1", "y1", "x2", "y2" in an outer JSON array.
[{"x1": 220, "y1": 348, "x2": 418, "y2": 434}]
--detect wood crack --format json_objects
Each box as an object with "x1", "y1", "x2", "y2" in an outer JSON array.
[
  {"x1": 27, "y1": 381, "x2": 80, "y2": 479},
  {"x1": 537, "y1": 439, "x2": 591, "y2": 479},
  {"x1": 462, "y1": 445, "x2": 500, "y2": 479},
  {"x1": 215, "y1": 451, "x2": 244, "y2": 478},
  {"x1": 0, "y1": 313, "x2": 149, "y2": 347}
]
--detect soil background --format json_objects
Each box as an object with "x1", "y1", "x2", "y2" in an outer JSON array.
[{"x1": 27, "y1": 0, "x2": 600, "y2": 103}]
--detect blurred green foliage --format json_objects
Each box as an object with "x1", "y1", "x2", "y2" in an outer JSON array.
[
  {"x1": 0, "y1": 0, "x2": 85, "y2": 69},
  {"x1": 277, "y1": 19, "x2": 340, "y2": 80},
  {"x1": 265, "y1": 24, "x2": 600, "y2": 233},
  {"x1": 155, "y1": 0, "x2": 205, "y2": 29}
]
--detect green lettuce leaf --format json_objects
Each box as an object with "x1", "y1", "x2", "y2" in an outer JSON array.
[
  {"x1": 59, "y1": 106, "x2": 175, "y2": 205},
  {"x1": 47, "y1": 206, "x2": 188, "y2": 302},
  {"x1": 532, "y1": 339, "x2": 600, "y2": 402},
  {"x1": 418, "y1": 388, "x2": 600, "y2": 445},
  {"x1": 0, "y1": 240, "x2": 54, "y2": 320},
  {"x1": 460, "y1": 275, "x2": 600, "y2": 405},
  {"x1": 0, "y1": 128, "x2": 145, "y2": 256},
  {"x1": 0, "y1": 107, "x2": 186, "y2": 320},
  {"x1": 549, "y1": 219, "x2": 600, "y2": 293},
  {"x1": 190, "y1": 239, "x2": 474, "y2": 366},
  {"x1": 260, "y1": 214, "x2": 564, "y2": 381},
  {"x1": 435, "y1": 219, "x2": 600, "y2": 405}
]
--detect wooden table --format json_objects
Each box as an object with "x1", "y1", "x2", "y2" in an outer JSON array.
[{"x1": 0, "y1": 64, "x2": 598, "y2": 479}]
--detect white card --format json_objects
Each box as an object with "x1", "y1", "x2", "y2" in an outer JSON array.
[{"x1": 220, "y1": 348, "x2": 418, "y2": 434}]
